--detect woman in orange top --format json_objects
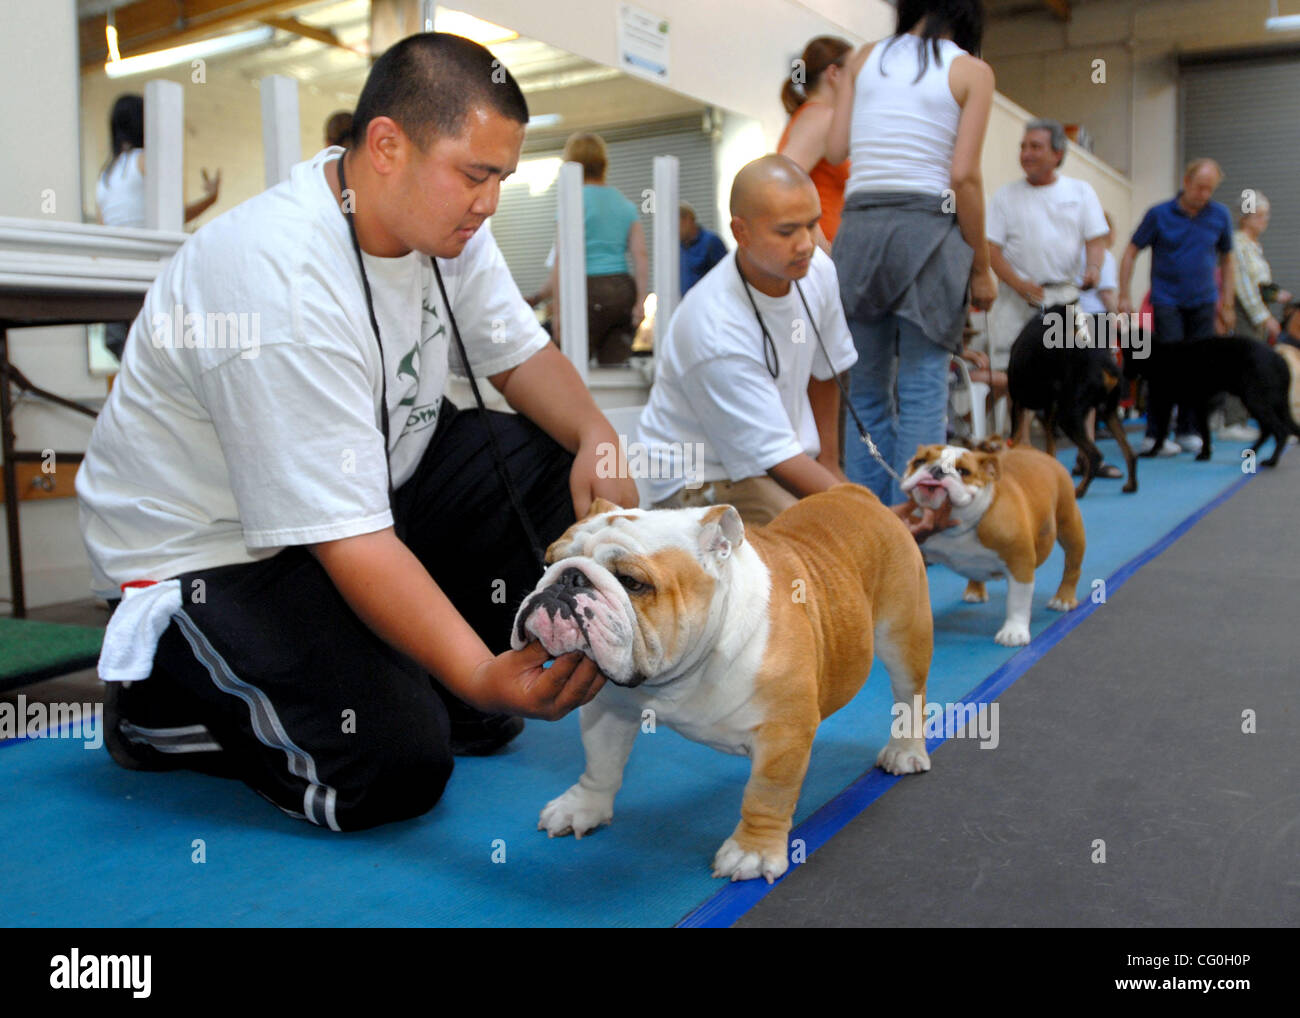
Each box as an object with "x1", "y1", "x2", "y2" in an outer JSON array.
[{"x1": 778, "y1": 35, "x2": 852, "y2": 253}]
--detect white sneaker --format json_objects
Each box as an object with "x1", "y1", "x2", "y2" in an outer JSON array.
[
  {"x1": 1217, "y1": 424, "x2": 1260, "y2": 441},
  {"x1": 1140, "y1": 436, "x2": 1183, "y2": 456},
  {"x1": 1176, "y1": 433, "x2": 1203, "y2": 454}
]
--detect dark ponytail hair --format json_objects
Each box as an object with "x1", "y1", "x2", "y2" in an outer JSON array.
[
  {"x1": 781, "y1": 35, "x2": 852, "y2": 115},
  {"x1": 883, "y1": 0, "x2": 984, "y2": 82},
  {"x1": 102, "y1": 94, "x2": 144, "y2": 177},
  {"x1": 109, "y1": 94, "x2": 144, "y2": 157}
]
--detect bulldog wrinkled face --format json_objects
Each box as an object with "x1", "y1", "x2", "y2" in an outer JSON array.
[
  {"x1": 900, "y1": 444, "x2": 999, "y2": 510},
  {"x1": 510, "y1": 500, "x2": 745, "y2": 688}
]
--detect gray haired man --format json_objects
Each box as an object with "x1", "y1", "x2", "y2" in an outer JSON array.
[{"x1": 985, "y1": 119, "x2": 1109, "y2": 372}]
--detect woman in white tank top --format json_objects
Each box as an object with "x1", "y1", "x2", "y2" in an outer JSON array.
[
  {"x1": 95, "y1": 94, "x2": 222, "y2": 358},
  {"x1": 826, "y1": 0, "x2": 997, "y2": 507}
]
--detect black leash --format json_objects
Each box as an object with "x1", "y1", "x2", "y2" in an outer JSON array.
[
  {"x1": 735, "y1": 254, "x2": 902, "y2": 483},
  {"x1": 335, "y1": 153, "x2": 547, "y2": 572}
]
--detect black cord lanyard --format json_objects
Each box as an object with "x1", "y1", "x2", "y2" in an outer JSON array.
[
  {"x1": 335, "y1": 154, "x2": 547, "y2": 570},
  {"x1": 734, "y1": 253, "x2": 903, "y2": 483}
]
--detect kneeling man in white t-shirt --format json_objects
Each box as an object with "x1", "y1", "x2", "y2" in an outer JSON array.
[
  {"x1": 76, "y1": 34, "x2": 637, "y2": 832},
  {"x1": 637, "y1": 155, "x2": 858, "y2": 526}
]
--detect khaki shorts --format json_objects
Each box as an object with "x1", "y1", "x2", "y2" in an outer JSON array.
[
  {"x1": 651, "y1": 475, "x2": 797, "y2": 528},
  {"x1": 987, "y1": 282, "x2": 1080, "y2": 371}
]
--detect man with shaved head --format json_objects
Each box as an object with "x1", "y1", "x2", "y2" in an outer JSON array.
[{"x1": 635, "y1": 154, "x2": 858, "y2": 525}]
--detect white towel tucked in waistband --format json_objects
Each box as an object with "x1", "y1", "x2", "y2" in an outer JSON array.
[{"x1": 98, "y1": 579, "x2": 183, "y2": 682}]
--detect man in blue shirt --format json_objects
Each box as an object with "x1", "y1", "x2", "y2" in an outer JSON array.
[
  {"x1": 679, "y1": 201, "x2": 728, "y2": 296},
  {"x1": 1119, "y1": 158, "x2": 1236, "y2": 455}
]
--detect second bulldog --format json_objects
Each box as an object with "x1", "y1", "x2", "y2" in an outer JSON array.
[
  {"x1": 511, "y1": 486, "x2": 933, "y2": 884},
  {"x1": 901, "y1": 442, "x2": 1085, "y2": 646}
]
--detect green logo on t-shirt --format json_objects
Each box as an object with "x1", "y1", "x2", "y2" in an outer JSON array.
[{"x1": 395, "y1": 297, "x2": 448, "y2": 435}]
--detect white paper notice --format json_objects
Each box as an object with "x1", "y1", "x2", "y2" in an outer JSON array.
[{"x1": 618, "y1": 4, "x2": 670, "y2": 82}]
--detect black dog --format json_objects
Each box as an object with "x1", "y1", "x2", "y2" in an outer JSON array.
[
  {"x1": 1130, "y1": 336, "x2": 1300, "y2": 466},
  {"x1": 1007, "y1": 304, "x2": 1137, "y2": 497}
]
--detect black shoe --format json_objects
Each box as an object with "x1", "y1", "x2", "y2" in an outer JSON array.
[
  {"x1": 438, "y1": 687, "x2": 525, "y2": 756},
  {"x1": 102, "y1": 681, "x2": 235, "y2": 776},
  {"x1": 450, "y1": 713, "x2": 526, "y2": 756},
  {"x1": 102, "y1": 682, "x2": 180, "y2": 771}
]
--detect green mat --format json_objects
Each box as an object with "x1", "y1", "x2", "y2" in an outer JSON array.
[{"x1": 0, "y1": 618, "x2": 103, "y2": 691}]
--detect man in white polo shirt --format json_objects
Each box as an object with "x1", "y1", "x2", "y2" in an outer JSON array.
[
  {"x1": 986, "y1": 119, "x2": 1109, "y2": 371},
  {"x1": 636, "y1": 155, "x2": 858, "y2": 526}
]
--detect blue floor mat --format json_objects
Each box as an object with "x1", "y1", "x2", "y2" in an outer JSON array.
[{"x1": 0, "y1": 438, "x2": 1266, "y2": 927}]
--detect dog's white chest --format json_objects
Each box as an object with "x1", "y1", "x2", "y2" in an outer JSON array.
[{"x1": 922, "y1": 524, "x2": 1005, "y2": 582}]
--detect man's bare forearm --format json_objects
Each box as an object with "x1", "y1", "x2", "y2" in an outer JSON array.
[
  {"x1": 807, "y1": 375, "x2": 844, "y2": 473},
  {"x1": 1218, "y1": 252, "x2": 1235, "y2": 310},
  {"x1": 491, "y1": 343, "x2": 610, "y2": 453},
  {"x1": 1118, "y1": 243, "x2": 1139, "y2": 301},
  {"x1": 989, "y1": 244, "x2": 1023, "y2": 291},
  {"x1": 769, "y1": 451, "x2": 844, "y2": 498},
  {"x1": 309, "y1": 528, "x2": 496, "y2": 706}
]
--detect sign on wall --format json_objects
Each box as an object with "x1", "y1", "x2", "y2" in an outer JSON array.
[{"x1": 618, "y1": 4, "x2": 670, "y2": 82}]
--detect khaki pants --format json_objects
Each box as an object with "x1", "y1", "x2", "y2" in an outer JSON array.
[{"x1": 652, "y1": 475, "x2": 798, "y2": 528}]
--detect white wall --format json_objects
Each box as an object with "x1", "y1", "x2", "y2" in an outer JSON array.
[
  {"x1": 81, "y1": 63, "x2": 359, "y2": 228},
  {"x1": 0, "y1": 0, "x2": 100, "y2": 609},
  {"x1": 983, "y1": 0, "x2": 1292, "y2": 284},
  {"x1": 459, "y1": 0, "x2": 897, "y2": 147},
  {"x1": 4, "y1": 0, "x2": 1139, "y2": 609}
]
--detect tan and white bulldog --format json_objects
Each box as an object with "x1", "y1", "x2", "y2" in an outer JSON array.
[
  {"x1": 511, "y1": 485, "x2": 933, "y2": 884},
  {"x1": 900, "y1": 442, "x2": 1086, "y2": 647}
]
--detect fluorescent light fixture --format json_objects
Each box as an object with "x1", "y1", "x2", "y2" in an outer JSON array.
[
  {"x1": 528, "y1": 113, "x2": 563, "y2": 129},
  {"x1": 106, "y1": 23, "x2": 121, "y2": 63},
  {"x1": 515, "y1": 156, "x2": 564, "y2": 196},
  {"x1": 105, "y1": 25, "x2": 274, "y2": 78},
  {"x1": 434, "y1": 9, "x2": 518, "y2": 46},
  {"x1": 1266, "y1": 1, "x2": 1300, "y2": 31}
]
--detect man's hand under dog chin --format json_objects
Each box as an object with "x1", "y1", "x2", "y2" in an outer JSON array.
[
  {"x1": 472, "y1": 644, "x2": 606, "y2": 721},
  {"x1": 570, "y1": 425, "x2": 640, "y2": 518},
  {"x1": 891, "y1": 499, "x2": 956, "y2": 544}
]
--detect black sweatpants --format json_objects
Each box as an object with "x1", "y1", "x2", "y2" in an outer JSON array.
[{"x1": 113, "y1": 399, "x2": 576, "y2": 831}]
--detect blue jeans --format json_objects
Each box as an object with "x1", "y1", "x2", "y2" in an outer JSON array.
[{"x1": 844, "y1": 314, "x2": 951, "y2": 505}]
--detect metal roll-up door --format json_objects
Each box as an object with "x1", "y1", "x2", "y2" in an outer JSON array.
[
  {"x1": 491, "y1": 113, "x2": 718, "y2": 296},
  {"x1": 1180, "y1": 51, "x2": 1300, "y2": 296}
]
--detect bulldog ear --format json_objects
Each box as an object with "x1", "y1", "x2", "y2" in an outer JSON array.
[
  {"x1": 698, "y1": 504, "x2": 745, "y2": 560},
  {"x1": 977, "y1": 452, "x2": 1001, "y2": 481},
  {"x1": 584, "y1": 497, "x2": 621, "y2": 520}
]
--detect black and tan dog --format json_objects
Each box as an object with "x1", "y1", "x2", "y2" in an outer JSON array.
[
  {"x1": 1130, "y1": 335, "x2": 1300, "y2": 467},
  {"x1": 1006, "y1": 304, "x2": 1137, "y2": 497}
]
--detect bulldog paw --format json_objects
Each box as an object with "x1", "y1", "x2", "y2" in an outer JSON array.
[
  {"x1": 538, "y1": 783, "x2": 614, "y2": 839},
  {"x1": 1047, "y1": 593, "x2": 1078, "y2": 612},
  {"x1": 963, "y1": 580, "x2": 989, "y2": 603},
  {"x1": 876, "y1": 736, "x2": 931, "y2": 775},
  {"x1": 995, "y1": 621, "x2": 1031, "y2": 646},
  {"x1": 711, "y1": 836, "x2": 789, "y2": 884}
]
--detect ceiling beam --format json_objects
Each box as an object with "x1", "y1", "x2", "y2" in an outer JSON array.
[
  {"x1": 80, "y1": 0, "x2": 308, "y2": 69},
  {"x1": 1043, "y1": 0, "x2": 1072, "y2": 21},
  {"x1": 259, "y1": 15, "x2": 361, "y2": 56}
]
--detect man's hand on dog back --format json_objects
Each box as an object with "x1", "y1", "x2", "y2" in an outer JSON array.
[{"x1": 472, "y1": 643, "x2": 606, "y2": 721}]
